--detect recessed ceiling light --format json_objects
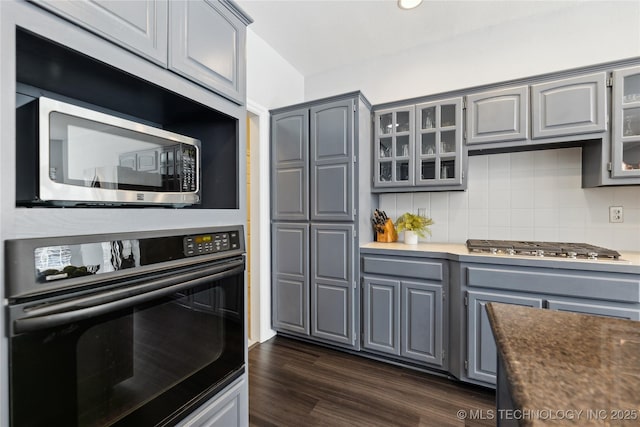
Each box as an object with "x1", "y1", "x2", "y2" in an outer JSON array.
[{"x1": 398, "y1": 0, "x2": 423, "y2": 10}]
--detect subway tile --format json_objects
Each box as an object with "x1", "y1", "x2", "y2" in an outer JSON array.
[
  {"x1": 488, "y1": 189, "x2": 511, "y2": 209},
  {"x1": 396, "y1": 193, "x2": 413, "y2": 217},
  {"x1": 556, "y1": 147, "x2": 582, "y2": 169},
  {"x1": 468, "y1": 209, "x2": 489, "y2": 228},
  {"x1": 378, "y1": 194, "x2": 397, "y2": 219},
  {"x1": 558, "y1": 227, "x2": 587, "y2": 243},
  {"x1": 488, "y1": 227, "x2": 511, "y2": 240},
  {"x1": 533, "y1": 188, "x2": 557, "y2": 209},
  {"x1": 612, "y1": 226, "x2": 640, "y2": 252},
  {"x1": 468, "y1": 190, "x2": 489, "y2": 210},
  {"x1": 510, "y1": 227, "x2": 535, "y2": 241},
  {"x1": 533, "y1": 149, "x2": 559, "y2": 171},
  {"x1": 533, "y1": 227, "x2": 559, "y2": 241},
  {"x1": 585, "y1": 227, "x2": 615, "y2": 249},
  {"x1": 557, "y1": 207, "x2": 586, "y2": 228},
  {"x1": 510, "y1": 151, "x2": 535, "y2": 171},
  {"x1": 413, "y1": 193, "x2": 431, "y2": 215},
  {"x1": 488, "y1": 209, "x2": 511, "y2": 228},
  {"x1": 510, "y1": 209, "x2": 535, "y2": 228},
  {"x1": 468, "y1": 226, "x2": 489, "y2": 239},
  {"x1": 448, "y1": 191, "x2": 469, "y2": 210},
  {"x1": 534, "y1": 208, "x2": 559, "y2": 228},
  {"x1": 613, "y1": 187, "x2": 640, "y2": 209},
  {"x1": 511, "y1": 189, "x2": 535, "y2": 209}
]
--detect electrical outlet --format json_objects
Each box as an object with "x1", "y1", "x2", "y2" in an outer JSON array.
[{"x1": 609, "y1": 206, "x2": 624, "y2": 223}]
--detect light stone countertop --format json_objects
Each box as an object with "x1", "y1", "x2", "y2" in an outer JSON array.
[
  {"x1": 486, "y1": 303, "x2": 640, "y2": 426},
  {"x1": 360, "y1": 242, "x2": 640, "y2": 270}
]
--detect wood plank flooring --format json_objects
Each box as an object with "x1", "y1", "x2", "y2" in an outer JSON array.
[{"x1": 249, "y1": 336, "x2": 495, "y2": 427}]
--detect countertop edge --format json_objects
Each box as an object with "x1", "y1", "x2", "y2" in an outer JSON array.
[{"x1": 359, "y1": 243, "x2": 640, "y2": 274}]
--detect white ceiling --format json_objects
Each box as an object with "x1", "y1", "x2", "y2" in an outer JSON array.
[{"x1": 236, "y1": 0, "x2": 579, "y2": 77}]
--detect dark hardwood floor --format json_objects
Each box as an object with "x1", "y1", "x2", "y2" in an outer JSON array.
[{"x1": 249, "y1": 336, "x2": 495, "y2": 427}]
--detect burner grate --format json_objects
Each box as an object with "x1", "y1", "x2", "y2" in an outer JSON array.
[{"x1": 466, "y1": 239, "x2": 621, "y2": 260}]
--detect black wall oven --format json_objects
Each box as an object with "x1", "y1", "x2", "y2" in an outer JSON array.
[{"x1": 5, "y1": 226, "x2": 245, "y2": 426}]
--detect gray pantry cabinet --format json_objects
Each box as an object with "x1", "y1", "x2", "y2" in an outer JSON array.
[
  {"x1": 459, "y1": 262, "x2": 640, "y2": 387},
  {"x1": 32, "y1": 0, "x2": 249, "y2": 104},
  {"x1": 361, "y1": 254, "x2": 447, "y2": 369},
  {"x1": 271, "y1": 92, "x2": 374, "y2": 350}
]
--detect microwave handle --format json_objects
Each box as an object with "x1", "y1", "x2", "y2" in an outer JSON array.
[{"x1": 13, "y1": 260, "x2": 244, "y2": 334}]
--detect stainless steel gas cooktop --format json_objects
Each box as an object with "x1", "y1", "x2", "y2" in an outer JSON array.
[{"x1": 466, "y1": 239, "x2": 621, "y2": 260}]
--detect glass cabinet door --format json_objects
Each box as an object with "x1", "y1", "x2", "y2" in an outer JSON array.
[
  {"x1": 415, "y1": 98, "x2": 463, "y2": 186},
  {"x1": 374, "y1": 106, "x2": 415, "y2": 186},
  {"x1": 612, "y1": 66, "x2": 640, "y2": 178}
]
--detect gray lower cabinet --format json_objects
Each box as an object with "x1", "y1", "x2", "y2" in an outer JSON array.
[
  {"x1": 531, "y1": 72, "x2": 607, "y2": 139},
  {"x1": 361, "y1": 254, "x2": 446, "y2": 369},
  {"x1": 362, "y1": 276, "x2": 400, "y2": 355},
  {"x1": 362, "y1": 276, "x2": 446, "y2": 368},
  {"x1": 271, "y1": 223, "x2": 309, "y2": 335},
  {"x1": 178, "y1": 376, "x2": 248, "y2": 427},
  {"x1": 465, "y1": 86, "x2": 529, "y2": 144},
  {"x1": 546, "y1": 299, "x2": 640, "y2": 320},
  {"x1": 466, "y1": 291, "x2": 543, "y2": 385}
]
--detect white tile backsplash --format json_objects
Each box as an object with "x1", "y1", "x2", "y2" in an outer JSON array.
[{"x1": 378, "y1": 147, "x2": 640, "y2": 251}]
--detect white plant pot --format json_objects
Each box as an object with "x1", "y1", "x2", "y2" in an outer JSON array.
[{"x1": 404, "y1": 230, "x2": 418, "y2": 245}]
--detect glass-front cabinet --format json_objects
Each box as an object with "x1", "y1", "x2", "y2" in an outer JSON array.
[
  {"x1": 374, "y1": 106, "x2": 415, "y2": 187},
  {"x1": 612, "y1": 66, "x2": 640, "y2": 178},
  {"x1": 415, "y1": 98, "x2": 463, "y2": 186}
]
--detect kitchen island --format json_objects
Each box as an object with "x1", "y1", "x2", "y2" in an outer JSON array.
[{"x1": 487, "y1": 303, "x2": 640, "y2": 426}]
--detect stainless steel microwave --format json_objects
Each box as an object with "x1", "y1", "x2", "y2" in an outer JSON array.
[{"x1": 17, "y1": 97, "x2": 201, "y2": 207}]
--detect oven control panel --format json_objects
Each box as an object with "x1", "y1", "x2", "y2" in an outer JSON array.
[{"x1": 184, "y1": 231, "x2": 240, "y2": 256}]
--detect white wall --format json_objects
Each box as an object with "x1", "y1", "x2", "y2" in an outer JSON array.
[
  {"x1": 305, "y1": 2, "x2": 640, "y2": 104},
  {"x1": 246, "y1": 28, "x2": 304, "y2": 109}
]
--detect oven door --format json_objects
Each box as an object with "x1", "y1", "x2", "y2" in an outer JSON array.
[{"x1": 8, "y1": 257, "x2": 245, "y2": 427}]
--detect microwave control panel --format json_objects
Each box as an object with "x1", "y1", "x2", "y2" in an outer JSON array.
[{"x1": 184, "y1": 231, "x2": 240, "y2": 256}]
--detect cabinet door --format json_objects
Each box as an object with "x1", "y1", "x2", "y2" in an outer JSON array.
[
  {"x1": 547, "y1": 300, "x2": 640, "y2": 320},
  {"x1": 272, "y1": 223, "x2": 309, "y2": 335},
  {"x1": 467, "y1": 291, "x2": 542, "y2": 385},
  {"x1": 32, "y1": 0, "x2": 168, "y2": 66},
  {"x1": 611, "y1": 66, "x2": 640, "y2": 178},
  {"x1": 169, "y1": 0, "x2": 246, "y2": 103},
  {"x1": 362, "y1": 276, "x2": 400, "y2": 356},
  {"x1": 401, "y1": 281, "x2": 444, "y2": 367},
  {"x1": 310, "y1": 224, "x2": 356, "y2": 348},
  {"x1": 531, "y1": 73, "x2": 607, "y2": 139},
  {"x1": 178, "y1": 376, "x2": 248, "y2": 427},
  {"x1": 466, "y1": 86, "x2": 529, "y2": 144},
  {"x1": 374, "y1": 106, "x2": 415, "y2": 187},
  {"x1": 310, "y1": 99, "x2": 354, "y2": 221},
  {"x1": 271, "y1": 108, "x2": 309, "y2": 221},
  {"x1": 415, "y1": 98, "x2": 463, "y2": 187}
]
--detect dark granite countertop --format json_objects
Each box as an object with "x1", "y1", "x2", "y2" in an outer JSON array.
[{"x1": 486, "y1": 303, "x2": 640, "y2": 426}]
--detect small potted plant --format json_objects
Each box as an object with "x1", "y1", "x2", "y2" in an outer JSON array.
[{"x1": 395, "y1": 212, "x2": 434, "y2": 245}]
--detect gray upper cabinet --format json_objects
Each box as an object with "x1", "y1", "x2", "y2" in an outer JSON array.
[
  {"x1": 169, "y1": 0, "x2": 247, "y2": 103},
  {"x1": 310, "y1": 224, "x2": 356, "y2": 347},
  {"x1": 32, "y1": 0, "x2": 250, "y2": 104},
  {"x1": 374, "y1": 106, "x2": 415, "y2": 187},
  {"x1": 310, "y1": 100, "x2": 354, "y2": 221},
  {"x1": 271, "y1": 223, "x2": 309, "y2": 335},
  {"x1": 32, "y1": 0, "x2": 169, "y2": 66},
  {"x1": 466, "y1": 86, "x2": 529, "y2": 144},
  {"x1": 531, "y1": 73, "x2": 607, "y2": 139},
  {"x1": 611, "y1": 65, "x2": 640, "y2": 178},
  {"x1": 271, "y1": 108, "x2": 309, "y2": 221},
  {"x1": 466, "y1": 291, "x2": 543, "y2": 385},
  {"x1": 415, "y1": 98, "x2": 464, "y2": 188}
]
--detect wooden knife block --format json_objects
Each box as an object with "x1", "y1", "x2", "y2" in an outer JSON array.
[{"x1": 376, "y1": 219, "x2": 398, "y2": 243}]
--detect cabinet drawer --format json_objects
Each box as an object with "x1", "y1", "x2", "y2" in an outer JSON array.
[
  {"x1": 465, "y1": 265, "x2": 640, "y2": 303},
  {"x1": 363, "y1": 256, "x2": 443, "y2": 281}
]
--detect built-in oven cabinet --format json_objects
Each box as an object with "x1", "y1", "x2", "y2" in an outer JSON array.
[
  {"x1": 30, "y1": 0, "x2": 250, "y2": 104},
  {"x1": 178, "y1": 376, "x2": 248, "y2": 427}
]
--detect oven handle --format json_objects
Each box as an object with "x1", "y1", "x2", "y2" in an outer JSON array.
[{"x1": 13, "y1": 258, "x2": 245, "y2": 334}]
